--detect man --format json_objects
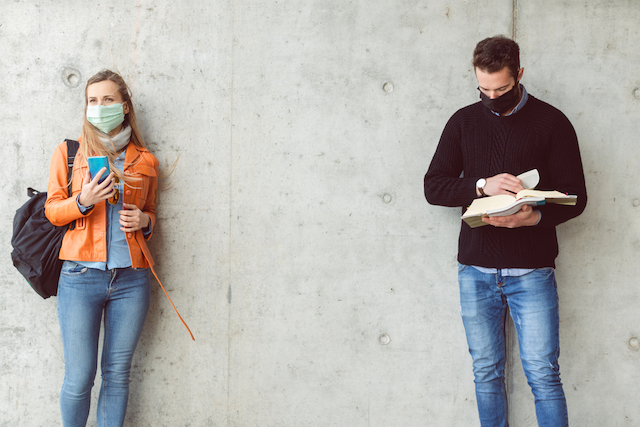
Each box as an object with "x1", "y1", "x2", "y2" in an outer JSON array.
[{"x1": 424, "y1": 36, "x2": 587, "y2": 427}]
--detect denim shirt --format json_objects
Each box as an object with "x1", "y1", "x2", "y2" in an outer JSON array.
[{"x1": 76, "y1": 148, "x2": 149, "y2": 270}]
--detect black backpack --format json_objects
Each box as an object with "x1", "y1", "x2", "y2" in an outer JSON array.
[{"x1": 11, "y1": 140, "x2": 79, "y2": 299}]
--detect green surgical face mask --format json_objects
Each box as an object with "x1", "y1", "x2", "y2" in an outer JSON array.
[{"x1": 86, "y1": 103, "x2": 125, "y2": 134}]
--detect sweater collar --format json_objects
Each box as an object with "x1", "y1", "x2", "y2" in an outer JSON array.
[
  {"x1": 482, "y1": 91, "x2": 534, "y2": 121},
  {"x1": 487, "y1": 84, "x2": 529, "y2": 117}
]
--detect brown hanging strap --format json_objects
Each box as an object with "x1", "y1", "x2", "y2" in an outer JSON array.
[{"x1": 136, "y1": 233, "x2": 195, "y2": 341}]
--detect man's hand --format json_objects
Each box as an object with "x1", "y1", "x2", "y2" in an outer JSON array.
[
  {"x1": 482, "y1": 204, "x2": 540, "y2": 228},
  {"x1": 479, "y1": 173, "x2": 525, "y2": 197}
]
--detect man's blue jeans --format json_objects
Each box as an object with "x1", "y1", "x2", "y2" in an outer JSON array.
[
  {"x1": 458, "y1": 264, "x2": 568, "y2": 427},
  {"x1": 57, "y1": 261, "x2": 150, "y2": 427}
]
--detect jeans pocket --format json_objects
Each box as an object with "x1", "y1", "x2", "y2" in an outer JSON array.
[
  {"x1": 61, "y1": 261, "x2": 89, "y2": 276},
  {"x1": 457, "y1": 263, "x2": 468, "y2": 273},
  {"x1": 531, "y1": 266, "x2": 555, "y2": 280}
]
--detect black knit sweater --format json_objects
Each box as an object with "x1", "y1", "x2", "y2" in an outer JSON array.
[{"x1": 424, "y1": 96, "x2": 587, "y2": 268}]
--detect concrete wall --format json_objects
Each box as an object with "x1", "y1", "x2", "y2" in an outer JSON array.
[{"x1": 1, "y1": 1, "x2": 638, "y2": 426}]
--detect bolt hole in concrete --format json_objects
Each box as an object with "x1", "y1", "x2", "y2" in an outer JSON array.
[
  {"x1": 379, "y1": 333, "x2": 391, "y2": 345},
  {"x1": 629, "y1": 337, "x2": 639, "y2": 350},
  {"x1": 383, "y1": 81, "x2": 394, "y2": 93},
  {"x1": 62, "y1": 68, "x2": 81, "y2": 88},
  {"x1": 634, "y1": 88, "x2": 640, "y2": 99},
  {"x1": 633, "y1": 199, "x2": 640, "y2": 207},
  {"x1": 382, "y1": 193, "x2": 392, "y2": 204}
]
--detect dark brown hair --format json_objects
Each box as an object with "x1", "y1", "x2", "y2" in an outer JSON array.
[{"x1": 472, "y1": 36, "x2": 520, "y2": 80}]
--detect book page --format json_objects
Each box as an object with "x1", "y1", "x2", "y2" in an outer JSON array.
[
  {"x1": 517, "y1": 169, "x2": 539, "y2": 190},
  {"x1": 463, "y1": 194, "x2": 516, "y2": 217},
  {"x1": 516, "y1": 189, "x2": 569, "y2": 199}
]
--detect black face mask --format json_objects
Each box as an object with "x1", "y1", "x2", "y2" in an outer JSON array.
[{"x1": 478, "y1": 83, "x2": 520, "y2": 114}]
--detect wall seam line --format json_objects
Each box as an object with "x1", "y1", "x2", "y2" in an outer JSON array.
[
  {"x1": 226, "y1": 0, "x2": 236, "y2": 425},
  {"x1": 512, "y1": 0, "x2": 518, "y2": 40}
]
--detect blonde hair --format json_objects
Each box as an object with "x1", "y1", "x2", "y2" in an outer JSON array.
[{"x1": 80, "y1": 70, "x2": 146, "y2": 185}]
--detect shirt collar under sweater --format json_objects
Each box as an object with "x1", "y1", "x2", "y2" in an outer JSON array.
[{"x1": 488, "y1": 84, "x2": 529, "y2": 117}]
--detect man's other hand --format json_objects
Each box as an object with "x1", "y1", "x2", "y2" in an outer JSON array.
[{"x1": 482, "y1": 205, "x2": 540, "y2": 228}]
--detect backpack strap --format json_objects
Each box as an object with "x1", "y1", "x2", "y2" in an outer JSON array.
[{"x1": 65, "y1": 140, "x2": 79, "y2": 231}]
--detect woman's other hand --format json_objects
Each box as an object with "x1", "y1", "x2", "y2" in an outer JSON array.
[{"x1": 119, "y1": 203, "x2": 150, "y2": 232}]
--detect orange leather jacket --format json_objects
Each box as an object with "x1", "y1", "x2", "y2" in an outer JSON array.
[{"x1": 45, "y1": 140, "x2": 159, "y2": 268}]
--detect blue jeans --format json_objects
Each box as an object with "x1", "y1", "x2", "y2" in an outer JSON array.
[
  {"x1": 458, "y1": 264, "x2": 568, "y2": 427},
  {"x1": 57, "y1": 261, "x2": 150, "y2": 427}
]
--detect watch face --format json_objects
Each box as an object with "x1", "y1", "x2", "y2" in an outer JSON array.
[{"x1": 477, "y1": 178, "x2": 486, "y2": 188}]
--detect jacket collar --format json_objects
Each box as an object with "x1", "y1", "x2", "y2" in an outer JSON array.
[{"x1": 124, "y1": 143, "x2": 156, "y2": 176}]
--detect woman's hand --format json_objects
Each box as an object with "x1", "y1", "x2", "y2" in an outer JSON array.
[
  {"x1": 78, "y1": 168, "x2": 116, "y2": 207},
  {"x1": 119, "y1": 203, "x2": 150, "y2": 232}
]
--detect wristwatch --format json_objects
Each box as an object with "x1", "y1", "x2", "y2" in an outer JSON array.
[{"x1": 476, "y1": 178, "x2": 487, "y2": 196}]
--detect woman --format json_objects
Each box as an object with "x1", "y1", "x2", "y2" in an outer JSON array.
[{"x1": 45, "y1": 69, "x2": 159, "y2": 427}]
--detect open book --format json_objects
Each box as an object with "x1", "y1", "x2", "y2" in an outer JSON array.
[{"x1": 461, "y1": 169, "x2": 577, "y2": 228}]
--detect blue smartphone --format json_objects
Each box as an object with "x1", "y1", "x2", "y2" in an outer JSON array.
[{"x1": 87, "y1": 156, "x2": 110, "y2": 183}]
